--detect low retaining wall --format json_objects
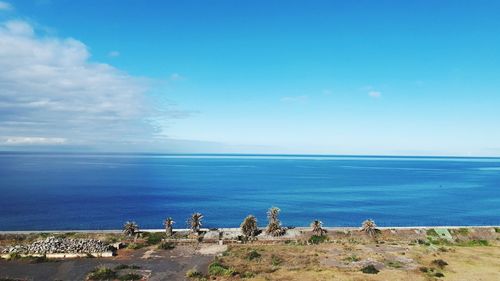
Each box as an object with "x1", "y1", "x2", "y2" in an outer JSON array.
[{"x1": 1, "y1": 251, "x2": 114, "y2": 259}]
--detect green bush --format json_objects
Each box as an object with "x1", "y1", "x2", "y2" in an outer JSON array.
[
  {"x1": 455, "y1": 228, "x2": 469, "y2": 235},
  {"x1": 127, "y1": 242, "x2": 146, "y2": 250},
  {"x1": 308, "y1": 235, "x2": 328, "y2": 244},
  {"x1": 459, "y1": 239, "x2": 489, "y2": 247},
  {"x1": 271, "y1": 255, "x2": 282, "y2": 266},
  {"x1": 434, "y1": 272, "x2": 445, "y2": 278},
  {"x1": 158, "y1": 241, "x2": 175, "y2": 250},
  {"x1": 494, "y1": 227, "x2": 500, "y2": 233},
  {"x1": 185, "y1": 268, "x2": 202, "y2": 278},
  {"x1": 208, "y1": 261, "x2": 235, "y2": 276},
  {"x1": 431, "y1": 259, "x2": 448, "y2": 269},
  {"x1": 145, "y1": 232, "x2": 165, "y2": 245},
  {"x1": 242, "y1": 271, "x2": 255, "y2": 278},
  {"x1": 361, "y1": 265, "x2": 379, "y2": 274},
  {"x1": 344, "y1": 255, "x2": 360, "y2": 262},
  {"x1": 246, "y1": 249, "x2": 261, "y2": 260},
  {"x1": 114, "y1": 264, "x2": 141, "y2": 270},
  {"x1": 426, "y1": 229, "x2": 439, "y2": 237},
  {"x1": 87, "y1": 267, "x2": 117, "y2": 280}
]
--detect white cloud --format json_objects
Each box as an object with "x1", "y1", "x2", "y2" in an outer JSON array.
[
  {"x1": 280, "y1": 95, "x2": 309, "y2": 103},
  {"x1": 4, "y1": 20, "x2": 33, "y2": 36},
  {"x1": 3, "y1": 136, "x2": 66, "y2": 145},
  {"x1": 368, "y1": 91, "x2": 381, "y2": 98},
  {"x1": 0, "y1": 1, "x2": 12, "y2": 11},
  {"x1": 0, "y1": 20, "x2": 172, "y2": 148},
  {"x1": 108, "y1": 50, "x2": 120, "y2": 57}
]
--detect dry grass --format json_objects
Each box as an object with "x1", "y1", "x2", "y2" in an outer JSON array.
[{"x1": 205, "y1": 229, "x2": 500, "y2": 281}]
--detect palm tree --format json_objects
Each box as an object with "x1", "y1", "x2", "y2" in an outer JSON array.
[
  {"x1": 188, "y1": 213, "x2": 203, "y2": 234},
  {"x1": 240, "y1": 215, "x2": 258, "y2": 239},
  {"x1": 361, "y1": 219, "x2": 377, "y2": 237},
  {"x1": 123, "y1": 221, "x2": 139, "y2": 237},
  {"x1": 311, "y1": 219, "x2": 326, "y2": 236},
  {"x1": 163, "y1": 217, "x2": 175, "y2": 236},
  {"x1": 266, "y1": 207, "x2": 286, "y2": 237}
]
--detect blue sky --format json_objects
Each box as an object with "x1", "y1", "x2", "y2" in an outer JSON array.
[{"x1": 1, "y1": 0, "x2": 500, "y2": 156}]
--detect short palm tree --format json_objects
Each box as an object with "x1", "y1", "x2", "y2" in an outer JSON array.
[
  {"x1": 163, "y1": 217, "x2": 175, "y2": 236},
  {"x1": 240, "y1": 215, "x2": 258, "y2": 239},
  {"x1": 311, "y1": 219, "x2": 326, "y2": 236},
  {"x1": 361, "y1": 219, "x2": 377, "y2": 237},
  {"x1": 123, "y1": 221, "x2": 139, "y2": 237},
  {"x1": 266, "y1": 207, "x2": 286, "y2": 236},
  {"x1": 188, "y1": 212, "x2": 203, "y2": 234}
]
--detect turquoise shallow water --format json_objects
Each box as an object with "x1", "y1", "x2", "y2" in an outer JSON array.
[{"x1": 0, "y1": 153, "x2": 499, "y2": 230}]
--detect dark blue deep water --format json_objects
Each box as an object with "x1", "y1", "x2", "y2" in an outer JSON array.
[{"x1": 0, "y1": 153, "x2": 499, "y2": 230}]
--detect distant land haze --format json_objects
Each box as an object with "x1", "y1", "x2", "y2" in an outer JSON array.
[{"x1": 0, "y1": 153, "x2": 499, "y2": 231}]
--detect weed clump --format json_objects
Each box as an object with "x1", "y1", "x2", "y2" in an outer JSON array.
[
  {"x1": 208, "y1": 261, "x2": 235, "y2": 276},
  {"x1": 246, "y1": 249, "x2": 261, "y2": 260},
  {"x1": 361, "y1": 264, "x2": 379, "y2": 274},
  {"x1": 87, "y1": 267, "x2": 117, "y2": 280},
  {"x1": 431, "y1": 259, "x2": 448, "y2": 269}
]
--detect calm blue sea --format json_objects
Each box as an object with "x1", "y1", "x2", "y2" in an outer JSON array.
[{"x1": 0, "y1": 153, "x2": 499, "y2": 230}]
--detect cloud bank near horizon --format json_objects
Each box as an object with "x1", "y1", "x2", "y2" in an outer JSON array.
[{"x1": 0, "y1": 19, "x2": 170, "y2": 149}]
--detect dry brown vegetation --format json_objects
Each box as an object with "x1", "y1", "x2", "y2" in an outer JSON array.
[{"x1": 195, "y1": 228, "x2": 500, "y2": 281}]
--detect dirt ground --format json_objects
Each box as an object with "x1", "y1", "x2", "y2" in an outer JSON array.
[{"x1": 0, "y1": 244, "x2": 214, "y2": 281}]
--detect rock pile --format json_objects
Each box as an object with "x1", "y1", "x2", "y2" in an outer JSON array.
[{"x1": 1, "y1": 236, "x2": 112, "y2": 255}]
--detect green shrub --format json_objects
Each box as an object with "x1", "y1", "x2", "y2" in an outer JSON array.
[
  {"x1": 118, "y1": 273, "x2": 142, "y2": 281},
  {"x1": 158, "y1": 241, "x2": 175, "y2": 250},
  {"x1": 208, "y1": 261, "x2": 235, "y2": 276},
  {"x1": 458, "y1": 239, "x2": 489, "y2": 247},
  {"x1": 494, "y1": 227, "x2": 500, "y2": 233},
  {"x1": 431, "y1": 259, "x2": 448, "y2": 269},
  {"x1": 386, "y1": 260, "x2": 404, "y2": 268},
  {"x1": 426, "y1": 229, "x2": 439, "y2": 237},
  {"x1": 455, "y1": 228, "x2": 469, "y2": 235},
  {"x1": 434, "y1": 272, "x2": 445, "y2": 278},
  {"x1": 242, "y1": 271, "x2": 255, "y2": 278},
  {"x1": 308, "y1": 235, "x2": 328, "y2": 244},
  {"x1": 246, "y1": 249, "x2": 261, "y2": 260},
  {"x1": 185, "y1": 268, "x2": 202, "y2": 278},
  {"x1": 271, "y1": 255, "x2": 282, "y2": 266},
  {"x1": 114, "y1": 264, "x2": 141, "y2": 270},
  {"x1": 88, "y1": 267, "x2": 117, "y2": 280},
  {"x1": 127, "y1": 242, "x2": 146, "y2": 250},
  {"x1": 361, "y1": 264, "x2": 379, "y2": 274},
  {"x1": 344, "y1": 255, "x2": 360, "y2": 262},
  {"x1": 145, "y1": 232, "x2": 165, "y2": 245}
]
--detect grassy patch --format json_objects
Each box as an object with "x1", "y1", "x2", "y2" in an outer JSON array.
[
  {"x1": 494, "y1": 227, "x2": 500, "y2": 233},
  {"x1": 271, "y1": 255, "x2": 282, "y2": 266},
  {"x1": 455, "y1": 228, "x2": 469, "y2": 235},
  {"x1": 308, "y1": 235, "x2": 328, "y2": 244},
  {"x1": 343, "y1": 254, "x2": 360, "y2": 262},
  {"x1": 431, "y1": 259, "x2": 448, "y2": 269},
  {"x1": 158, "y1": 241, "x2": 175, "y2": 250},
  {"x1": 361, "y1": 264, "x2": 379, "y2": 274},
  {"x1": 185, "y1": 267, "x2": 203, "y2": 278},
  {"x1": 242, "y1": 271, "x2": 255, "y2": 278},
  {"x1": 457, "y1": 239, "x2": 489, "y2": 247},
  {"x1": 114, "y1": 264, "x2": 141, "y2": 270},
  {"x1": 208, "y1": 261, "x2": 235, "y2": 276},
  {"x1": 144, "y1": 232, "x2": 166, "y2": 245},
  {"x1": 127, "y1": 242, "x2": 146, "y2": 250},
  {"x1": 426, "y1": 229, "x2": 439, "y2": 237},
  {"x1": 386, "y1": 260, "x2": 404, "y2": 268},
  {"x1": 87, "y1": 267, "x2": 117, "y2": 280},
  {"x1": 246, "y1": 249, "x2": 261, "y2": 260}
]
